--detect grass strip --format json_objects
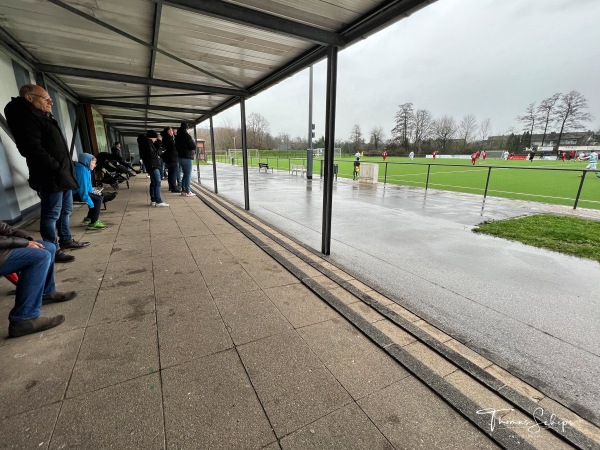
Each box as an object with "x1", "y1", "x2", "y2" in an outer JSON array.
[{"x1": 473, "y1": 214, "x2": 600, "y2": 262}]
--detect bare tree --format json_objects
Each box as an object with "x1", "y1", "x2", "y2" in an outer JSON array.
[
  {"x1": 517, "y1": 103, "x2": 536, "y2": 147},
  {"x1": 537, "y1": 93, "x2": 560, "y2": 146},
  {"x1": 247, "y1": 112, "x2": 270, "y2": 149},
  {"x1": 479, "y1": 118, "x2": 492, "y2": 145},
  {"x1": 458, "y1": 114, "x2": 477, "y2": 149},
  {"x1": 277, "y1": 132, "x2": 291, "y2": 150},
  {"x1": 433, "y1": 115, "x2": 456, "y2": 151},
  {"x1": 349, "y1": 124, "x2": 363, "y2": 152},
  {"x1": 369, "y1": 126, "x2": 385, "y2": 151},
  {"x1": 391, "y1": 102, "x2": 414, "y2": 150},
  {"x1": 411, "y1": 109, "x2": 434, "y2": 154},
  {"x1": 553, "y1": 91, "x2": 593, "y2": 149}
]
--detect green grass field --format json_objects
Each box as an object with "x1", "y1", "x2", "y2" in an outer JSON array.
[{"x1": 212, "y1": 154, "x2": 600, "y2": 210}]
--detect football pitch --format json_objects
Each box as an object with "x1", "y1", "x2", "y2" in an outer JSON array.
[{"x1": 332, "y1": 156, "x2": 600, "y2": 210}]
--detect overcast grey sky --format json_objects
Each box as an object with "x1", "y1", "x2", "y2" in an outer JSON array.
[{"x1": 212, "y1": 0, "x2": 600, "y2": 142}]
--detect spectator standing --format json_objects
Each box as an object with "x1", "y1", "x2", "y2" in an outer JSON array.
[
  {"x1": 138, "y1": 130, "x2": 169, "y2": 207},
  {"x1": 4, "y1": 84, "x2": 89, "y2": 263},
  {"x1": 581, "y1": 150, "x2": 600, "y2": 178},
  {"x1": 382, "y1": 150, "x2": 388, "y2": 161},
  {"x1": 161, "y1": 127, "x2": 181, "y2": 192},
  {"x1": 175, "y1": 122, "x2": 196, "y2": 197},
  {"x1": 0, "y1": 220, "x2": 77, "y2": 338},
  {"x1": 409, "y1": 151, "x2": 414, "y2": 161},
  {"x1": 528, "y1": 150, "x2": 535, "y2": 162},
  {"x1": 73, "y1": 153, "x2": 106, "y2": 229},
  {"x1": 432, "y1": 150, "x2": 437, "y2": 160}
]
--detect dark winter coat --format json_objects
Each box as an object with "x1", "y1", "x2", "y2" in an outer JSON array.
[
  {"x1": 0, "y1": 221, "x2": 33, "y2": 266},
  {"x1": 175, "y1": 127, "x2": 196, "y2": 160},
  {"x1": 160, "y1": 132, "x2": 177, "y2": 164},
  {"x1": 137, "y1": 135, "x2": 164, "y2": 170},
  {"x1": 4, "y1": 96, "x2": 78, "y2": 192}
]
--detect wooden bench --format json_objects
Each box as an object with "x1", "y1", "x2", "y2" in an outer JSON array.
[
  {"x1": 291, "y1": 164, "x2": 305, "y2": 177},
  {"x1": 258, "y1": 162, "x2": 273, "y2": 173}
]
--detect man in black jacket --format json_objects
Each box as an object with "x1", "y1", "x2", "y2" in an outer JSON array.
[
  {"x1": 175, "y1": 122, "x2": 196, "y2": 197},
  {"x1": 138, "y1": 130, "x2": 169, "y2": 207},
  {"x1": 4, "y1": 85, "x2": 90, "y2": 263},
  {"x1": 0, "y1": 220, "x2": 76, "y2": 337},
  {"x1": 160, "y1": 127, "x2": 180, "y2": 192}
]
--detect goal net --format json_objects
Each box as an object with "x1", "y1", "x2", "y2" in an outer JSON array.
[{"x1": 227, "y1": 149, "x2": 259, "y2": 160}]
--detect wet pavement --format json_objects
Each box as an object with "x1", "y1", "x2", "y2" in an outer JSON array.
[{"x1": 196, "y1": 162, "x2": 600, "y2": 426}]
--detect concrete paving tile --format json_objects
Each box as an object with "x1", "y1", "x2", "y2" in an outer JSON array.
[
  {"x1": 385, "y1": 302, "x2": 421, "y2": 322},
  {"x1": 280, "y1": 403, "x2": 393, "y2": 450},
  {"x1": 0, "y1": 329, "x2": 84, "y2": 418},
  {"x1": 309, "y1": 275, "x2": 339, "y2": 291},
  {"x1": 328, "y1": 287, "x2": 361, "y2": 305},
  {"x1": 263, "y1": 283, "x2": 337, "y2": 329},
  {"x1": 152, "y1": 256, "x2": 199, "y2": 281},
  {"x1": 262, "y1": 442, "x2": 282, "y2": 450},
  {"x1": 89, "y1": 283, "x2": 155, "y2": 325},
  {"x1": 176, "y1": 224, "x2": 213, "y2": 237},
  {"x1": 358, "y1": 376, "x2": 500, "y2": 450},
  {"x1": 202, "y1": 220, "x2": 239, "y2": 235},
  {"x1": 347, "y1": 302, "x2": 385, "y2": 323},
  {"x1": 162, "y1": 350, "x2": 275, "y2": 449},
  {"x1": 154, "y1": 271, "x2": 210, "y2": 303},
  {"x1": 487, "y1": 364, "x2": 544, "y2": 401},
  {"x1": 445, "y1": 371, "x2": 573, "y2": 449},
  {"x1": 215, "y1": 231, "x2": 251, "y2": 248},
  {"x1": 298, "y1": 318, "x2": 409, "y2": 400},
  {"x1": 51, "y1": 374, "x2": 164, "y2": 449},
  {"x1": 372, "y1": 319, "x2": 417, "y2": 347},
  {"x1": 150, "y1": 237, "x2": 192, "y2": 258},
  {"x1": 344, "y1": 279, "x2": 373, "y2": 292},
  {"x1": 157, "y1": 299, "x2": 232, "y2": 368},
  {"x1": 446, "y1": 339, "x2": 494, "y2": 371},
  {"x1": 0, "y1": 403, "x2": 60, "y2": 449},
  {"x1": 242, "y1": 258, "x2": 299, "y2": 290},
  {"x1": 67, "y1": 314, "x2": 159, "y2": 398},
  {"x1": 202, "y1": 263, "x2": 261, "y2": 298},
  {"x1": 101, "y1": 258, "x2": 154, "y2": 288},
  {"x1": 413, "y1": 319, "x2": 453, "y2": 343},
  {"x1": 404, "y1": 341, "x2": 458, "y2": 377},
  {"x1": 365, "y1": 289, "x2": 395, "y2": 306},
  {"x1": 214, "y1": 290, "x2": 292, "y2": 345},
  {"x1": 108, "y1": 244, "x2": 152, "y2": 263},
  {"x1": 237, "y1": 330, "x2": 351, "y2": 438}
]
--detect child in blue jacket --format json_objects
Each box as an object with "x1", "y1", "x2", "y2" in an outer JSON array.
[{"x1": 73, "y1": 153, "x2": 106, "y2": 229}]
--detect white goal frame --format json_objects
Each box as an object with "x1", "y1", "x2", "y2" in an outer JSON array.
[{"x1": 314, "y1": 148, "x2": 341, "y2": 158}]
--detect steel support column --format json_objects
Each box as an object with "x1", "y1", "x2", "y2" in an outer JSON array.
[
  {"x1": 193, "y1": 125, "x2": 200, "y2": 184},
  {"x1": 240, "y1": 98, "x2": 250, "y2": 210},
  {"x1": 209, "y1": 115, "x2": 218, "y2": 193},
  {"x1": 77, "y1": 104, "x2": 93, "y2": 154},
  {"x1": 306, "y1": 65, "x2": 314, "y2": 179},
  {"x1": 321, "y1": 46, "x2": 338, "y2": 255}
]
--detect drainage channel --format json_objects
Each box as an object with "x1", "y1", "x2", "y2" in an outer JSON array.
[{"x1": 192, "y1": 183, "x2": 599, "y2": 450}]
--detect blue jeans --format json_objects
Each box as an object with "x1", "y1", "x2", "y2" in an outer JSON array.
[
  {"x1": 180, "y1": 158, "x2": 192, "y2": 193},
  {"x1": 39, "y1": 190, "x2": 73, "y2": 246},
  {"x1": 0, "y1": 241, "x2": 56, "y2": 321},
  {"x1": 167, "y1": 161, "x2": 180, "y2": 191},
  {"x1": 149, "y1": 168, "x2": 163, "y2": 203}
]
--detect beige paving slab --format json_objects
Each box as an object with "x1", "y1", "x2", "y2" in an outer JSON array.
[
  {"x1": 0, "y1": 329, "x2": 84, "y2": 418},
  {"x1": 372, "y1": 319, "x2": 417, "y2": 347},
  {"x1": 237, "y1": 330, "x2": 352, "y2": 438},
  {"x1": 298, "y1": 318, "x2": 410, "y2": 400},
  {"x1": 241, "y1": 257, "x2": 300, "y2": 290},
  {"x1": 41, "y1": 287, "x2": 97, "y2": 335},
  {"x1": 150, "y1": 236, "x2": 192, "y2": 259},
  {"x1": 347, "y1": 302, "x2": 385, "y2": 323},
  {"x1": 101, "y1": 258, "x2": 154, "y2": 288},
  {"x1": 108, "y1": 244, "x2": 152, "y2": 263},
  {"x1": 66, "y1": 314, "x2": 159, "y2": 398},
  {"x1": 51, "y1": 374, "x2": 164, "y2": 449},
  {"x1": 328, "y1": 287, "x2": 361, "y2": 305},
  {"x1": 156, "y1": 297, "x2": 232, "y2": 368},
  {"x1": 385, "y1": 302, "x2": 421, "y2": 322},
  {"x1": 358, "y1": 376, "x2": 500, "y2": 450},
  {"x1": 153, "y1": 271, "x2": 209, "y2": 301},
  {"x1": 263, "y1": 283, "x2": 338, "y2": 329},
  {"x1": 89, "y1": 282, "x2": 155, "y2": 325},
  {"x1": 280, "y1": 403, "x2": 393, "y2": 450},
  {"x1": 162, "y1": 349, "x2": 275, "y2": 449},
  {"x1": 202, "y1": 263, "x2": 261, "y2": 298},
  {"x1": 403, "y1": 341, "x2": 458, "y2": 377},
  {"x1": 214, "y1": 289, "x2": 292, "y2": 345},
  {"x1": 0, "y1": 403, "x2": 61, "y2": 450}
]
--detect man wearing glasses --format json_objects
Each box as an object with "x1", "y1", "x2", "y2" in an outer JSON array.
[{"x1": 4, "y1": 84, "x2": 90, "y2": 263}]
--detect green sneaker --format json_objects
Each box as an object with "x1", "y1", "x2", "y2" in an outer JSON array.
[
  {"x1": 82, "y1": 218, "x2": 91, "y2": 225},
  {"x1": 87, "y1": 220, "x2": 106, "y2": 230}
]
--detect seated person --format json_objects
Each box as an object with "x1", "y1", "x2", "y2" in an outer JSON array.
[
  {"x1": 73, "y1": 153, "x2": 106, "y2": 229},
  {"x1": 0, "y1": 220, "x2": 76, "y2": 338}
]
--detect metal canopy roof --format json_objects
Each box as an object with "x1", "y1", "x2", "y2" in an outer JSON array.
[{"x1": 0, "y1": 0, "x2": 435, "y2": 134}]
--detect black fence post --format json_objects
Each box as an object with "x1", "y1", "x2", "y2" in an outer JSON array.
[
  {"x1": 573, "y1": 170, "x2": 587, "y2": 209},
  {"x1": 425, "y1": 164, "x2": 431, "y2": 190},
  {"x1": 483, "y1": 166, "x2": 492, "y2": 200},
  {"x1": 384, "y1": 162, "x2": 388, "y2": 185}
]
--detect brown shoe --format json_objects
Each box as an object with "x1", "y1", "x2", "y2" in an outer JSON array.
[
  {"x1": 55, "y1": 249, "x2": 75, "y2": 263},
  {"x1": 42, "y1": 291, "x2": 77, "y2": 305},
  {"x1": 8, "y1": 315, "x2": 65, "y2": 338}
]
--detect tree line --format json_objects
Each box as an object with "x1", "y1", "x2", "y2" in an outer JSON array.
[{"x1": 198, "y1": 91, "x2": 594, "y2": 156}]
